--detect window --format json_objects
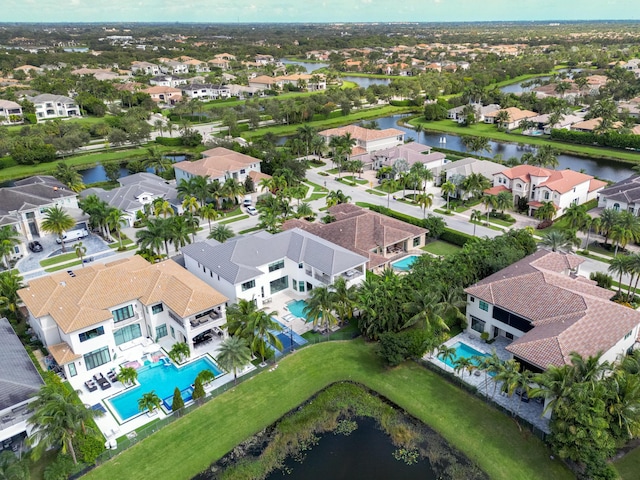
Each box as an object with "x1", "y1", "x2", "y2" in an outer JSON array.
[
  {"x1": 113, "y1": 305, "x2": 134, "y2": 323},
  {"x1": 625, "y1": 330, "x2": 633, "y2": 340},
  {"x1": 479, "y1": 300, "x2": 489, "y2": 312},
  {"x1": 240, "y1": 169, "x2": 246, "y2": 174},
  {"x1": 68, "y1": 363, "x2": 77, "y2": 377},
  {"x1": 471, "y1": 316, "x2": 485, "y2": 333},
  {"x1": 151, "y1": 304, "x2": 163, "y2": 315},
  {"x1": 84, "y1": 347, "x2": 110, "y2": 371},
  {"x1": 241, "y1": 279, "x2": 256, "y2": 291},
  {"x1": 298, "y1": 262, "x2": 304, "y2": 269},
  {"x1": 469, "y1": 297, "x2": 475, "y2": 303},
  {"x1": 170, "y1": 326, "x2": 175, "y2": 338},
  {"x1": 544, "y1": 192, "x2": 550, "y2": 200},
  {"x1": 505, "y1": 332, "x2": 514, "y2": 340},
  {"x1": 269, "y1": 275, "x2": 288, "y2": 295},
  {"x1": 79, "y1": 326, "x2": 105, "y2": 343},
  {"x1": 413, "y1": 237, "x2": 420, "y2": 247},
  {"x1": 156, "y1": 324, "x2": 168, "y2": 339},
  {"x1": 299, "y1": 281, "x2": 305, "y2": 292},
  {"x1": 114, "y1": 324, "x2": 142, "y2": 346},
  {"x1": 614, "y1": 203, "x2": 620, "y2": 211},
  {"x1": 268, "y1": 260, "x2": 285, "y2": 272}
]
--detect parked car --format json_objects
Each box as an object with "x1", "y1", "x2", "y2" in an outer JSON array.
[
  {"x1": 28, "y1": 241, "x2": 43, "y2": 253},
  {"x1": 246, "y1": 206, "x2": 258, "y2": 216},
  {"x1": 242, "y1": 197, "x2": 252, "y2": 207}
]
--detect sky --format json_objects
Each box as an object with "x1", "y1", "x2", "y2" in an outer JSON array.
[{"x1": 3, "y1": 0, "x2": 640, "y2": 23}]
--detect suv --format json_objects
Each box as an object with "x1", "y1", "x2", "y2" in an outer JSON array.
[
  {"x1": 28, "y1": 241, "x2": 43, "y2": 253},
  {"x1": 242, "y1": 197, "x2": 252, "y2": 207},
  {"x1": 246, "y1": 206, "x2": 258, "y2": 216}
]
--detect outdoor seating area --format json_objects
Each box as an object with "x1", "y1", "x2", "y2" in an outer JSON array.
[
  {"x1": 85, "y1": 379, "x2": 98, "y2": 392},
  {"x1": 93, "y1": 373, "x2": 112, "y2": 390}
]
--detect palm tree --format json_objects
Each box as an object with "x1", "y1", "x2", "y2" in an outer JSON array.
[
  {"x1": 222, "y1": 178, "x2": 245, "y2": 205},
  {"x1": 216, "y1": 336, "x2": 252, "y2": 384},
  {"x1": 415, "y1": 192, "x2": 433, "y2": 218},
  {"x1": 28, "y1": 379, "x2": 103, "y2": 465},
  {"x1": 611, "y1": 211, "x2": 640, "y2": 255},
  {"x1": 453, "y1": 356, "x2": 476, "y2": 379},
  {"x1": 117, "y1": 366, "x2": 138, "y2": 386},
  {"x1": 402, "y1": 291, "x2": 450, "y2": 332},
  {"x1": 414, "y1": 123, "x2": 424, "y2": 143},
  {"x1": 481, "y1": 195, "x2": 496, "y2": 222},
  {"x1": 79, "y1": 195, "x2": 110, "y2": 238},
  {"x1": 494, "y1": 190, "x2": 513, "y2": 214},
  {"x1": 461, "y1": 135, "x2": 492, "y2": 155},
  {"x1": 437, "y1": 345, "x2": 456, "y2": 368},
  {"x1": 196, "y1": 369, "x2": 216, "y2": 386},
  {"x1": 208, "y1": 224, "x2": 235, "y2": 243},
  {"x1": 331, "y1": 276, "x2": 358, "y2": 324},
  {"x1": 533, "y1": 145, "x2": 559, "y2": 169},
  {"x1": 168, "y1": 216, "x2": 193, "y2": 253},
  {"x1": 494, "y1": 110, "x2": 511, "y2": 131},
  {"x1": 136, "y1": 217, "x2": 169, "y2": 258},
  {"x1": 534, "y1": 201, "x2": 556, "y2": 222},
  {"x1": 54, "y1": 162, "x2": 85, "y2": 192},
  {"x1": 106, "y1": 208, "x2": 127, "y2": 249},
  {"x1": 304, "y1": 285, "x2": 339, "y2": 332},
  {"x1": 74, "y1": 241, "x2": 87, "y2": 266},
  {"x1": 461, "y1": 173, "x2": 491, "y2": 199},
  {"x1": 470, "y1": 209, "x2": 483, "y2": 236},
  {"x1": 199, "y1": 204, "x2": 219, "y2": 232},
  {"x1": 326, "y1": 189, "x2": 351, "y2": 208},
  {"x1": 182, "y1": 196, "x2": 200, "y2": 216},
  {"x1": 609, "y1": 254, "x2": 632, "y2": 292},
  {"x1": 440, "y1": 181, "x2": 456, "y2": 211},
  {"x1": 0, "y1": 270, "x2": 24, "y2": 317},
  {"x1": 0, "y1": 226, "x2": 20, "y2": 270},
  {"x1": 564, "y1": 204, "x2": 589, "y2": 230},
  {"x1": 538, "y1": 230, "x2": 580, "y2": 253},
  {"x1": 168, "y1": 342, "x2": 190, "y2": 364},
  {"x1": 246, "y1": 310, "x2": 282, "y2": 365},
  {"x1": 138, "y1": 391, "x2": 162, "y2": 416},
  {"x1": 600, "y1": 208, "x2": 621, "y2": 246},
  {"x1": 0, "y1": 450, "x2": 29, "y2": 479},
  {"x1": 144, "y1": 147, "x2": 172, "y2": 176},
  {"x1": 296, "y1": 202, "x2": 314, "y2": 220},
  {"x1": 41, "y1": 206, "x2": 75, "y2": 253}
]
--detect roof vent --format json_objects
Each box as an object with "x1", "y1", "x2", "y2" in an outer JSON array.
[{"x1": 60, "y1": 281, "x2": 66, "y2": 287}]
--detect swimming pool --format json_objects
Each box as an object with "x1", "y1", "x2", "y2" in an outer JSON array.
[
  {"x1": 391, "y1": 255, "x2": 420, "y2": 271},
  {"x1": 440, "y1": 342, "x2": 489, "y2": 369},
  {"x1": 107, "y1": 356, "x2": 223, "y2": 420},
  {"x1": 287, "y1": 299, "x2": 309, "y2": 320},
  {"x1": 271, "y1": 318, "x2": 308, "y2": 355}
]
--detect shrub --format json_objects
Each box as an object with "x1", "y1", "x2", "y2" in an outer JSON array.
[
  {"x1": 536, "y1": 219, "x2": 553, "y2": 229},
  {"x1": 171, "y1": 386, "x2": 184, "y2": 412},
  {"x1": 192, "y1": 377, "x2": 205, "y2": 401},
  {"x1": 155, "y1": 136, "x2": 182, "y2": 146},
  {"x1": 440, "y1": 228, "x2": 473, "y2": 247},
  {"x1": 378, "y1": 329, "x2": 432, "y2": 366},
  {"x1": 75, "y1": 432, "x2": 106, "y2": 464},
  {"x1": 590, "y1": 271, "x2": 613, "y2": 289},
  {"x1": 0, "y1": 156, "x2": 17, "y2": 170},
  {"x1": 24, "y1": 113, "x2": 37, "y2": 124}
]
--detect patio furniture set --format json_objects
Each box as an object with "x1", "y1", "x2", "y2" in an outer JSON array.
[{"x1": 85, "y1": 370, "x2": 119, "y2": 392}]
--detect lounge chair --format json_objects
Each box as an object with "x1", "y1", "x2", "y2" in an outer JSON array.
[
  {"x1": 85, "y1": 380, "x2": 98, "y2": 392},
  {"x1": 107, "y1": 370, "x2": 118, "y2": 382}
]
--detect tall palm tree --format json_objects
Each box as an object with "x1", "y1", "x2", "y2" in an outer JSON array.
[
  {"x1": 41, "y1": 206, "x2": 75, "y2": 253},
  {"x1": 106, "y1": 208, "x2": 127, "y2": 249},
  {"x1": 74, "y1": 241, "x2": 87, "y2": 266},
  {"x1": 0, "y1": 270, "x2": 24, "y2": 317},
  {"x1": 609, "y1": 254, "x2": 632, "y2": 293},
  {"x1": 0, "y1": 450, "x2": 29, "y2": 479},
  {"x1": 461, "y1": 173, "x2": 491, "y2": 199},
  {"x1": 54, "y1": 162, "x2": 85, "y2": 192},
  {"x1": 564, "y1": 204, "x2": 588, "y2": 230},
  {"x1": 440, "y1": 181, "x2": 456, "y2": 211},
  {"x1": 437, "y1": 345, "x2": 456, "y2": 368},
  {"x1": 481, "y1": 195, "x2": 496, "y2": 222},
  {"x1": 136, "y1": 217, "x2": 170, "y2": 258},
  {"x1": 331, "y1": 276, "x2": 358, "y2": 324},
  {"x1": 612, "y1": 211, "x2": 640, "y2": 255},
  {"x1": 494, "y1": 190, "x2": 513, "y2": 214},
  {"x1": 534, "y1": 201, "x2": 556, "y2": 222},
  {"x1": 168, "y1": 216, "x2": 193, "y2": 253},
  {"x1": 470, "y1": 209, "x2": 483, "y2": 236},
  {"x1": 246, "y1": 310, "x2": 282, "y2": 365},
  {"x1": 216, "y1": 336, "x2": 252, "y2": 384},
  {"x1": 402, "y1": 291, "x2": 450, "y2": 332},
  {"x1": 222, "y1": 178, "x2": 245, "y2": 206},
  {"x1": 304, "y1": 285, "x2": 339, "y2": 331},
  {"x1": 79, "y1": 194, "x2": 110, "y2": 238},
  {"x1": 0, "y1": 226, "x2": 20, "y2": 269},
  {"x1": 182, "y1": 196, "x2": 200, "y2": 216},
  {"x1": 415, "y1": 192, "x2": 433, "y2": 218},
  {"x1": 199, "y1": 204, "x2": 219, "y2": 232},
  {"x1": 581, "y1": 215, "x2": 600, "y2": 251},
  {"x1": 208, "y1": 224, "x2": 235, "y2": 243}
]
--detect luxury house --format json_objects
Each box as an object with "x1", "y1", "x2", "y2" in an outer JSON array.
[
  {"x1": 26, "y1": 94, "x2": 80, "y2": 121},
  {"x1": 181, "y1": 83, "x2": 231, "y2": 100},
  {"x1": 18, "y1": 256, "x2": 228, "y2": 380},
  {"x1": 81, "y1": 173, "x2": 181, "y2": 227},
  {"x1": 149, "y1": 75, "x2": 188, "y2": 88},
  {"x1": 142, "y1": 86, "x2": 182, "y2": 105},
  {"x1": 130, "y1": 61, "x2": 161, "y2": 76},
  {"x1": 283, "y1": 204, "x2": 427, "y2": 271},
  {"x1": 319, "y1": 125, "x2": 405, "y2": 156},
  {"x1": 465, "y1": 250, "x2": 640, "y2": 373},
  {"x1": 447, "y1": 103, "x2": 501, "y2": 124},
  {"x1": 363, "y1": 143, "x2": 447, "y2": 174},
  {"x1": 0, "y1": 176, "x2": 83, "y2": 258},
  {"x1": 0, "y1": 99, "x2": 23, "y2": 125},
  {"x1": 484, "y1": 107, "x2": 538, "y2": 130},
  {"x1": 435, "y1": 157, "x2": 506, "y2": 188},
  {"x1": 0, "y1": 318, "x2": 44, "y2": 447},
  {"x1": 173, "y1": 147, "x2": 262, "y2": 185},
  {"x1": 597, "y1": 174, "x2": 640, "y2": 214},
  {"x1": 486, "y1": 165, "x2": 606, "y2": 217},
  {"x1": 182, "y1": 228, "x2": 367, "y2": 310}
]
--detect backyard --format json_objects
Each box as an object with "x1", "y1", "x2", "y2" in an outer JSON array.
[
  {"x1": 422, "y1": 240, "x2": 461, "y2": 257},
  {"x1": 83, "y1": 340, "x2": 570, "y2": 480}
]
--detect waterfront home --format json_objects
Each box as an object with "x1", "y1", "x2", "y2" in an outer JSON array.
[
  {"x1": 319, "y1": 125, "x2": 404, "y2": 156},
  {"x1": 597, "y1": 174, "x2": 640, "y2": 214},
  {"x1": 435, "y1": 157, "x2": 506, "y2": 190},
  {"x1": 25, "y1": 94, "x2": 80, "y2": 121},
  {"x1": 365, "y1": 143, "x2": 447, "y2": 174},
  {"x1": 484, "y1": 107, "x2": 538, "y2": 130},
  {"x1": 173, "y1": 147, "x2": 262, "y2": 185},
  {"x1": 18, "y1": 256, "x2": 228, "y2": 380}
]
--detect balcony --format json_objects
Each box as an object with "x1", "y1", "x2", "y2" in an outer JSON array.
[
  {"x1": 190, "y1": 308, "x2": 223, "y2": 329},
  {"x1": 313, "y1": 272, "x2": 331, "y2": 284}
]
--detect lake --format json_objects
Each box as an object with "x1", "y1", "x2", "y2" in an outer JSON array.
[
  {"x1": 265, "y1": 417, "x2": 437, "y2": 480},
  {"x1": 279, "y1": 59, "x2": 391, "y2": 88},
  {"x1": 79, "y1": 154, "x2": 189, "y2": 184}
]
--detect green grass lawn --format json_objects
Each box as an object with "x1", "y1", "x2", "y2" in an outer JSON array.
[
  {"x1": 219, "y1": 214, "x2": 249, "y2": 225},
  {"x1": 308, "y1": 193, "x2": 328, "y2": 201},
  {"x1": 469, "y1": 219, "x2": 504, "y2": 231},
  {"x1": 366, "y1": 189, "x2": 386, "y2": 197},
  {"x1": 304, "y1": 181, "x2": 329, "y2": 192},
  {"x1": 487, "y1": 216, "x2": 515, "y2": 227},
  {"x1": 434, "y1": 208, "x2": 454, "y2": 216},
  {"x1": 39, "y1": 251, "x2": 77, "y2": 267},
  {"x1": 615, "y1": 447, "x2": 640, "y2": 479},
  {"x1": 342, "y1": 175, "x2": 368, "y2": 185},
  {"x1": 421, "y1": 240, "x2": 462, "y2": 257},
  {"x1": 410, "y1": 119, "x2": 640, "y2": 164},
  {"x1": 83, "y1": 341, "x2": 570, "y2": 480}
]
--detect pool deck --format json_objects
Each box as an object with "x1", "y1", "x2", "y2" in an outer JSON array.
[
  {"x1": 427, "y1": 333, "x2": 550, "y2": 434},
  {"x1": 263, "y1": 291, "x2": 317, "y2": 335}
]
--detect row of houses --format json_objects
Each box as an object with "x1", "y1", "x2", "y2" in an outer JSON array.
[{"x1": 0, "y1": 94, "x2": 81, "y2": 124}]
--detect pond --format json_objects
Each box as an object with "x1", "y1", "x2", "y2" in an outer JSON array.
[
  {"x1": 279, "y1": 59, "x2": 391, "y2": 88},
  {"x1": 79, "y1": 154, "x2": 189, "y2": 185},
  {"x1": 265, "y1": 417, "x2": 437, "y2": 480},
  {"x1": 279, "y1": 59, "x2": 329, "y2": 73}
]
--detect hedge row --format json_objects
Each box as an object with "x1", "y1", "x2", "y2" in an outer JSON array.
[
  {"x1": 440, "y1": 228, "x2": 474, "y2": 247},
  {"x1": 550, "y1": 128, "x2": 640, "y2": 151},
  {"x1": 367, "y1": 204, "x2": 425, "y2": 228},
  {"x1": 155, "y1": 137, "x2": 183, "y2": 146}
]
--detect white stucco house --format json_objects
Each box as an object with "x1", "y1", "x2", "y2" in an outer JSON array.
[
  {"x1": 319, "y1": 125, "x2": 405, "y2": 157},
  {"x1": 18, "y1": 257, "x2": 228, "y2": 381},
  {"x1": 597, "y1": 174, "x2": 640, "y2": 215},
  {"x1": 26, "y1": 94, "x2": 81, "y2": 121},
  {"x1": 485, "y1": 165, "x2": 606, "y2": 217},
  {"x1": 173, "y1": 147, "x2": 262, "y2": 185},
  {"x1": 465, "y1": 250, "x2": 640, "y2": 373},
  {"x1": 182, "y1": 228, "x2": 368, "y2": 310}
]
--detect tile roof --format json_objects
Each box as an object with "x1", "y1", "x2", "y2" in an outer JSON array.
[
  {"x1": 174, "y1": 147, "x2": 260, "y2": 180},
  {"x1": 48, "y1": 342, "x2": 81, "y2": 365},
  {"x1": 0, "y1": 318, "x2": 44, "y2": 411},
  {"x1": 599, "y1": 174, "x2": 640, "y2": 204},
  {"x1": 465, "y1": 250, "x2": 640, "y2": 370},
  {"x1": 319, "y1": 124, "x2": 404, "y2": 142},
  {"x1": 182, "y1": 228, "x2": 367, "y2": 284},
  {"x1": 18, "y1": 257, "x2": 227, "y2": 334},
  {"x1": 283, "y1": 204, "x2": 426, "y2": 269},
  {"x1": 497, "y1": 165, "x2": 602, "y2": 195},
  {"x1": 0, "y1": 175, "x2": 76, "y2": 219}
]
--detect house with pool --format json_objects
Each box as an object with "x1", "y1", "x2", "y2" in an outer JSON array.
[
  {"x1": 182, "y1": 228, "x2": 368, "y2": 313},
  {"x1": 464, "y1": 250, "x2": 640, "y2": 373},
  {"x1": 18, "y1": 256, "x2": 228, "y2": 383}
]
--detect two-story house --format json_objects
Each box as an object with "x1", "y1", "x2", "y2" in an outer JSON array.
[
  {"x1": 149, "y1": 75, "x2": 188, "y2": 88},
  {"x1": 319, "y1": 125, "x2": 405, "y2": 157},
  {"x1": 130, "y1": 61, "x2": 161, "y2": 76},
  {"x1": 597, "y1": 174, "x2": 640, "y2": 215},
  {"x1": 465, "y1": 250, "x2": 640, "y2": 374},
  {"x1": 487, "y1": 165, "x2": 606, "y2": 217},
  {"x1": 181, "y1": 83, "x2": 231, "y2": 100},
  {"x1": 182, "y1": 229, "x2": 367, "y2": 310},
  {"x1": 0, "y1": 100, "x2": 23, "y2": 125},
  {"x1": 141, "y1": 86, "x2": 182, "y2": 105},
  {"x1": 484, "y1": 107, "x2": 538, "y2": 130},
  {"x1": 18, "y1": 256, "x2": 228, "y2": 381},
  {"x1": 173, "y1": 147, "x2": 262, "y2": 185},
  {"x1": 26, "y1": 94, "x2": 80, "y2": 121}
]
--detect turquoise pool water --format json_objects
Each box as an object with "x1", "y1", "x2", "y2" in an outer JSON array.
[
  {"x1": 271, "y1": 318, "x2": 308, "y2": 356},
  {"x1": 441, "y1": 342, "x2": 488, "y2": 369},
  {"x1": 108, "y1": 356, "x2": 222, "y2": 421},
  {"x1": 287, "y1": 299, "x2": 309, "y2": 320},
  {"x1": 391, "y1": 255, "x2": 420, "y2": 271}
]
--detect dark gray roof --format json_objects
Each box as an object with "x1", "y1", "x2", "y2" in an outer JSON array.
[
  {"x1": 599, "y1": 175, "x2": 640, "y2": 204},
  {"x1": 182, "y1": 228, "x2": 367, "y2": 284},
  {"x1": 26, "y1": 93, "x2": 75, "y2": 104},
  {"x1": 0, "y1": 318, "x2": 44, "y2": 411},
  {"x1": 0, "y1": 176, "x2": 76, "y2": 216}
]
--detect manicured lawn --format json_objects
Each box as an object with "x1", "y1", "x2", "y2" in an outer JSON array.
[
  {"x1": 342, "y1": 175, "x2": 368, "y2": 185},
  {"x1": 39, "y1": 252, "x2": 77, "y2": 267},
  {"x1": 366, "y1": 189, "x2": 386, "y2": 196},
  {"x1": 434, "y1": 208, "x2": 454, "y2": 216},
  {"x1": 469, "y1": 219, "x2": 504, "y2": 231},
  {"x1": 84, "y1": 341, "x2": 570, "y2": 480},
  {"x1": 410, "y1": 119, "x2": 640, "y2": 164},
  {"x1": 219, "y1": 214, "x2": 249, "y2": 225},
  {"x1": 238, "y1": 226, "x2": 263, "y2": 235},
  {"x1": 615, "y1": 447, "x2": 640, "y2": 480},
  {"x1": 487, "y1": 216, "x2": 515, "y2": 227},
  {"x1": 308, "y1": 193, "x2": 327, "y2": 201},
  {"x1": 304, "y1": 181, "x2": 329, "y2": 192},
  {"x1": 422, "y1": 240, "x2": 462, "y2": 257}
]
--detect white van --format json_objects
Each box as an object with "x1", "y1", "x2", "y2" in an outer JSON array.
[{"x1": 56, "y1": 228, "x2": 89, "y2": 244}]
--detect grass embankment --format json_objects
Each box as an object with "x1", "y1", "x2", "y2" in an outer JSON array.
[
  {"x1": 84, "y1": 341, "x2": 570, "y2": 480},
  {"x1": 409, "y1": 119, "x2": 640, "y2": 165},
  {"x1": 242, "y1": 105, "x2": 415, "y2": 140}
]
